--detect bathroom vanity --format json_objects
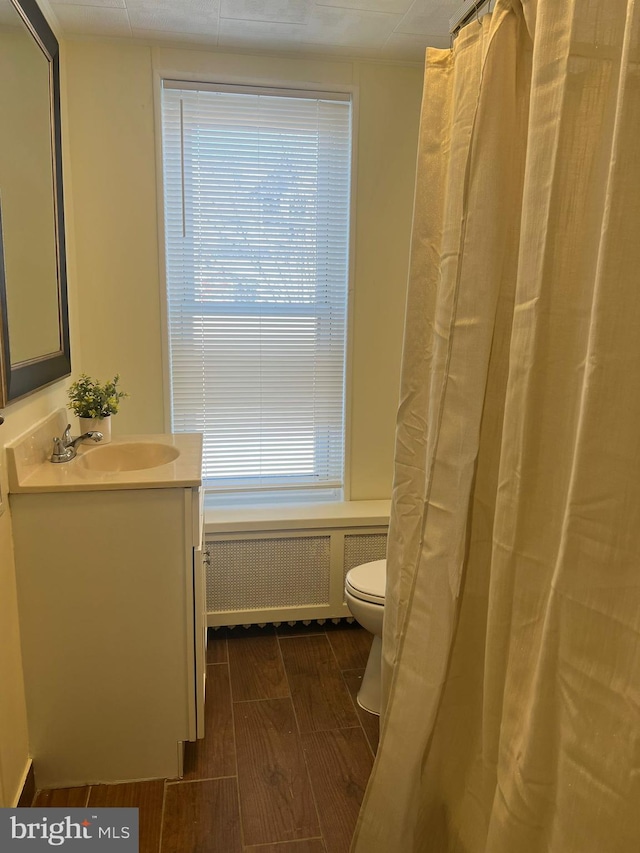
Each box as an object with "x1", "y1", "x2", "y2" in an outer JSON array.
[{"x1": 7, "y1": 412, "x2": 205, "y2": 788}]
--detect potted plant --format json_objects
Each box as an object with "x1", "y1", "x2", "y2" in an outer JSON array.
[{"x1": 67, "y1": 373, "x2": 128, "y2": 444}]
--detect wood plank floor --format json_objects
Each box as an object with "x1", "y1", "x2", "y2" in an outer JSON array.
[{"x1": 29, "y1": 621, "x2": 379, "y2": 853}]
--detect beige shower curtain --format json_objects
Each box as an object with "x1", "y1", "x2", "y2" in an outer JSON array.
[{"x1": 352, "y1": 1, "x2": 640, "y2": 851}]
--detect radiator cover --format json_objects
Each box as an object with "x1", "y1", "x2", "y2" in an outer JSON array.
[{"x1": 205, "y1": 525, "x2": 388, "y2": 627}]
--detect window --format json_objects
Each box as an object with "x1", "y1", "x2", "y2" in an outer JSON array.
[{"x1": 161, "y1": 82, "x2": 352, "y2": 504}]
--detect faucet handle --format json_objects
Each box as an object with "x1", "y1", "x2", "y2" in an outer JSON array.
[
  {"x1": 62, "y1": 424, "x2": 72, "y2": 447},
  {"x1": 51, "y1": 436, "x2": 75, "y2": 463}
]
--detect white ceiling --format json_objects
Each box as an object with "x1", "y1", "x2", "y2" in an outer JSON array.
[{"x1": 45, "y1": 0, "x2": 462, "y2": 62}]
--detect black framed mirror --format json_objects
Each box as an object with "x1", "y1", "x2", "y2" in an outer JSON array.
[{"x1": 0, "y1": 0, "x2": 70, "y2": 407}]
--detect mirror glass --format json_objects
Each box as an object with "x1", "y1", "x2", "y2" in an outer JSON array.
[{"x1": 0, "y1": 0, "x2": 70, "y2": 406}]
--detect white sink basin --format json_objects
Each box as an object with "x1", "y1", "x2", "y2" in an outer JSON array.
[{"x1": 79, "y1": 442, "x2": 180, "y2": 472}]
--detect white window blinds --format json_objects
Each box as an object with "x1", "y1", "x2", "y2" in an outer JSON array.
[{"x1": 161, "y1": 82, "x2": 352, "y2": 503}]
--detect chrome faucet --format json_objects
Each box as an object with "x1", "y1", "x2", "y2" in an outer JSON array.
[{"x1": 50, "y1": 424, "x2": 104, "y2": 463}]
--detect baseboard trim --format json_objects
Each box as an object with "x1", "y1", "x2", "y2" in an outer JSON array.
[{"x1": 13, "y1": 759, "x2": 35, "y2": 807}]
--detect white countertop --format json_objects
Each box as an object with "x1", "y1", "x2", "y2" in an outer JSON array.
[{"x1": 7, "y1": 430, "x2": 203, "y2": 494}]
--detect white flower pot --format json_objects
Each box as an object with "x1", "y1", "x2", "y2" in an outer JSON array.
[{"x1": 79, "y1": 416, "x2": 112, "y2": 444}]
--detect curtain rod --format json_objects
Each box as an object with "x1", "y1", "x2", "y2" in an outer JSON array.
[{"x1": 449, "y1": 0, "x2": 494, "y2": 35}]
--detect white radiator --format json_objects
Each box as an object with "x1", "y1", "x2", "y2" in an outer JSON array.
[{"x1": 205, "y1": 526, "x2": 388, "y2": 627}]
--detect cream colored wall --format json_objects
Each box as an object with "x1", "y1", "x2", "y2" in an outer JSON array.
[
  {"x1": 349, "y1": 62, "x2": 422, "y2": 498},
  {"x1": 65, "y1": 41, "x2": 422, "y2": 499},
  {"x1": 64, "y1": 41, "x2": 165, "y2": 434}
]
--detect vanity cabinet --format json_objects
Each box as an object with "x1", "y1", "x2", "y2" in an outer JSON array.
[{"x1": 10, "y1": 484, "x2": 205, "y2": 788}]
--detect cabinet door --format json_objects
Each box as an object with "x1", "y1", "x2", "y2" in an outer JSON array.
[{"x1": 193, "y1": 545, "x2": 207, "y2": 739}]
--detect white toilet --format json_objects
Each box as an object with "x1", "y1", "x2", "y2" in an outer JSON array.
[{"x1": 344, "y1": 558, "x2": 386, "y2": 716}]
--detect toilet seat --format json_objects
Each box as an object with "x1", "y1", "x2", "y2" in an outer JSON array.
[{"x1": 345, "y1": 559, "x2": 386, "y2": 605}]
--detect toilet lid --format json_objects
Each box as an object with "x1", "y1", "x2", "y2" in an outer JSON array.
[{"x1": 345, "y1": 559, "x2": 386, "y2": 603}]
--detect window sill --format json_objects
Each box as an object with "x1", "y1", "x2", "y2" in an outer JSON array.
[{"x1": 204, "y1": 499, "x2": 391, "y2": 534}]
